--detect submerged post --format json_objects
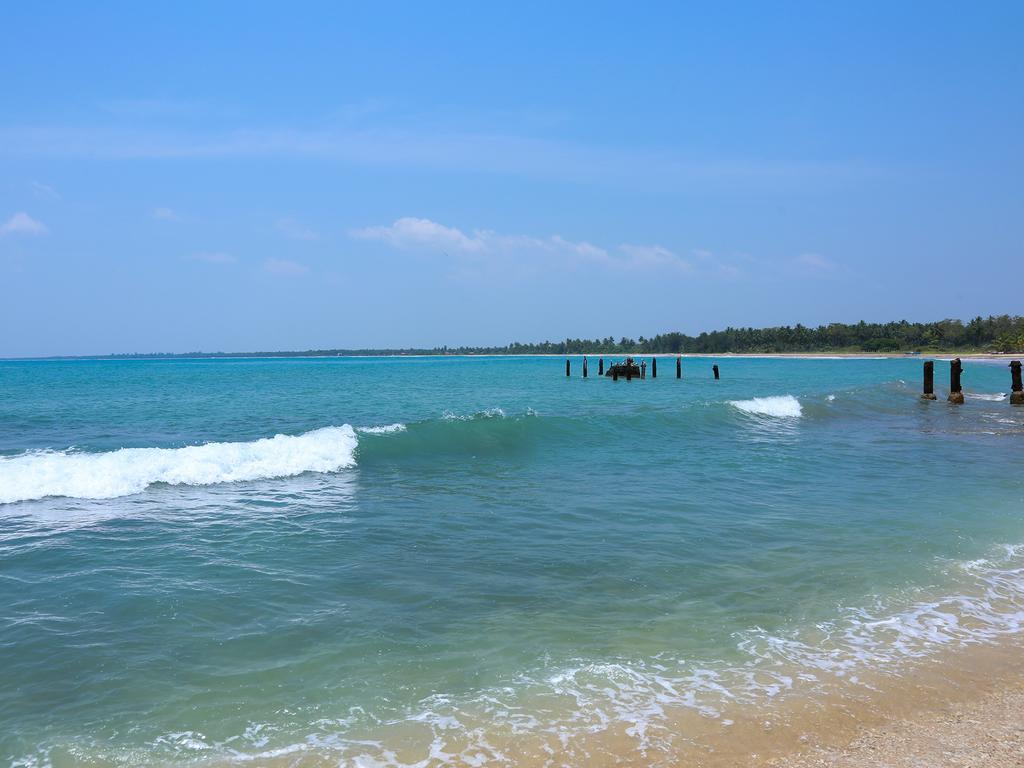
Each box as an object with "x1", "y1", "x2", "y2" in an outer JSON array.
[
  {"x1": 651, "y1": 357, "x2": 657, "y2": 378},
  {"x1": 613, "y1": 366, "x2": 619, "y2": 382},
  {"x1": 583, "y1": 356, "x2": 588, "y2": 378},
  {"x1": 1010, "y1": 360, "x2": 1023, "y2": 405},
  {"x1": 948, "y1": 358, "x2": 964, "y2": 404},
  {"x1": 676, "y1": 356, "x2": 682, "y2": 379},
  {"x1": 641, "y1": 360, "x2": 647, "y2": 379},
  {"x1": 921, "y1": 360, "x2": 937, "y2": 400},
  {"x1": 566, "y1": 359, "x2": 570, "y2": 377},
  {"x1": 626, "y1": 362, "x2": 633, "y2": 382},
  {"x1": 599, "y1": 358, "x2": 604, "y2": 376},
  {"x1": 713, "y1": 364, "x2": 720, "y2": 380}
]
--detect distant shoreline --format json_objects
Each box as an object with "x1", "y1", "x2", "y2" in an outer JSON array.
[{"x1": 2, "y1": 351, "x2": 1020, "y2": 362}]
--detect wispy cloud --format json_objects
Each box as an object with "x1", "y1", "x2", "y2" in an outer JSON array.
[
  {"x1": 276, "y1": 217, "x2": 319, "y2": 241},
  {"x1": 30, "y1": 181, "x2": 60, "y2": 200},
  {"x1": 349, "y1": 217, "x2": 740, "y2": 280},
  {"x1": 264, "y1": 257, "x2": 309, "y2": 275},
  {"x1": 187, "y1": 251, "x2": 236, "y2": 264},
  {"x1": 152, "y1": 207, "x2": 179, "y2": 221},
  {"x1": 792, "y1": 252, "x2": 840, "y2": 274},
  {"x1": 98, "y1": 98, "x2": 203, "y2": 118},
  {"x1": 0, "y1": 123, "x2": 884, "y2": 191},
  {"x1": 352, "y1": 217, "x2": 612, "y2": 264},
  {"x1": 617, "y1": 244, "x2": 693, "y2": 272},
  {"x1": 1, "y1": 212, "x2": 47, "y2": 236}
]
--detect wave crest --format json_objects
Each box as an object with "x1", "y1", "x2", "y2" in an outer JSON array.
[
  {"x1": 729, "y1": 395, "x2": 802, "y2": 418},
  {"x1": 0, "y1": 426, "x2": 358, "y2": 504}
]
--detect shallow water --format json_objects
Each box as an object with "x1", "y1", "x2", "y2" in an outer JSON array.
[{"x1": 1, "y1": 356, "x2": 1022, "y2": 766}]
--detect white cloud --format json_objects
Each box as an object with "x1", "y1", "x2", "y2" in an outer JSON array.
[
  {"x1": 187, "y1": 251, "x2": 236, "y2": 264},
  {"x1": 349, "y1": 217, "x2": 753, "y2": 283},
  {"x1": 352, "y1": 216, "x2": 485, "y2": 252},
  {"x1": 276, "y1": 217, "x2": 319, "y2": 241},
  {"x1": 152, "y1": 207, "x2": 179, "y2": 221},
  {"x1": 30, "y1": 181, "x2": 60, "y2": 200},
  {"x1": 1, "y1": 212, "x2": 47, "y2": 236},
  {"x1": 350, "y1": 217, "x2": 608, "y2": 263},
  {"x1": 264, "y1": 257, "x2": 309, "y2": 275}
]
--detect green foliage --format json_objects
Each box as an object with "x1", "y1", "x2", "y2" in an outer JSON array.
[{"x1": 98, "y1": 315, "x2": 1024, "y2": 358}]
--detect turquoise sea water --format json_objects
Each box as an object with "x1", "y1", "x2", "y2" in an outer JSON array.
[{"x1": 1, "y1": 356, "x2": 1023, "y2": 766}]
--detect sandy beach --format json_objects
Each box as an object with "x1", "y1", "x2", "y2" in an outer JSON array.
[
  {"x1": 754, "y1": 640, "x2": 1024, "y2": 768},
  {"x1": 773, "y1": 684, "x2": 1024, "y2": 767}
]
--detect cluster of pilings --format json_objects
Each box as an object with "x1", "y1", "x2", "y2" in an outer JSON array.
[
  {"x1": 566, "y1": 357, "x2": 721, "y2": 380},
  {"x1": 921, "y1": 358, "x2": 1023, "y2": 405}
]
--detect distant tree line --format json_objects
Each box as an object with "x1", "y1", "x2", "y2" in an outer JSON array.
[{"x1": 97, "y1": 315, "x2": 1024, "y2": 358}]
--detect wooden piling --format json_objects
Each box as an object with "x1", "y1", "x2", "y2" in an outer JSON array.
[
  {"x1": 676, "y1": 357, "x2": 682, "y2": 379},
  {"x1": 948, "y1": 358, "x2": 964, "y2": 404},
  {"x1": 583, "y1": 356, "x2": 588, "y2": 378},
  {"x1": 599, "y1": 358, "x2": 604, "y2": 376},
  {"x1": 613, "y1": 366, "x2": 618, "y2": 381},
  {"x1": 641, "y1": 360, "x2": 647, "y2": 380},
  {"x1": 712, "y1": 364, "x2": 720, "y2": 380},
  {"x1": 651, "y1": 357, "x2": 657, "y2": 378},
  {"x1": 626, "y1": 362, "x2": 632, "y2": 382},
  {"x1": 1010, "y1": 360, "x2": 1023, "y2": 405},
  {"x1": 566, "y1": 359, "x2": 570, "y2": 377},
  {"x1": 921, "y1": 360, "x2": 937, "y2": 400}
]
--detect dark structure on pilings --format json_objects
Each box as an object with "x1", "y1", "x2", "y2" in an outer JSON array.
[
  {"x1": 921, "y1": 360, "x2": 937, "y2": 400},
  {"x1": 1011, "y1": 360, "x2": 1023, "y2": 405},
  {"x1": 606, "y1": 357, "x2": 641, "y2": 381},
  {"x1": 948, "y1": 358, "x2": 964, "y2": 404}
]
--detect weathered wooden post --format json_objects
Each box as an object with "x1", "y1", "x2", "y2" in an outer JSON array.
[
  {"x1": 713, "y1": 364, "x2": 720, "y2": 380},
  {"x1": 566, "y1": 359, "x2": 570, "y2": 377},
  {"x1": 641, "y1": 360, "x2": 647, "y2": 379},
  {"x1": 921, "y1": 360, "x2": 937, "y2": 400},
  {"x1": 626, "y1": 362, "x2": 633, "y2": 381},
  {"x1": 948, "y1": 358, "x2": 964, "y2": 404},
  {"x1": 676, "y1": 356, "x2": 682, "y2": 379},
  {"x1": 583, "y1": 356, "x2": 588, "y2": 378},
  {"x1": 613, "y1": 366, "x2": 619, "y2": 382},
  {"x1": 1010, "y1": 360, "x2": 1023, "y2": 405},
  {"x1": 599, "y1": 358, "x2": 604, "y2": 376},
  {"x1": 651, "y1": 357, "x2": 657, "y2": 378}
]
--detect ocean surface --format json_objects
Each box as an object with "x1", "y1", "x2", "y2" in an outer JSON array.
[{"x1": 1, "y1": 356, "x2": 1022, "y2": 766}]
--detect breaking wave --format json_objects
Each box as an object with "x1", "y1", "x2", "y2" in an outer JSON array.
[
  {"x1": 0, "y1": 426, "x2": 358, "y2": 504},
  {"x1": 729, "y1": 395, "x2": 803, "y2": 418}
]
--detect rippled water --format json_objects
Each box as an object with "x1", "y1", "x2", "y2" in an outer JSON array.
[{"x1": 1, "y1": 356, "x2": 1022, "y2": 766}]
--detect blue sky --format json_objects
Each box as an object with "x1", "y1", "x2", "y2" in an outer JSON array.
[{"x1": 1, "y1": 2, "x2": 1021, "y2": 356}]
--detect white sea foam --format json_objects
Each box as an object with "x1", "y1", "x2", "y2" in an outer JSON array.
[
  {"x1": 442, "y1": 408, "x2": 507, "y2": 421},
  {"x1": 0, "y1": 426, "x2": 358, "y2": 504},
  {"x1": 966, "y1": 392, "x2": 1007, "y2": 401},
  {"x1": 729, "y1": 395, "x2": 802, "y2": 418},
  {"x1": 357, "y1": 424, "x2": 407, "y2": 435}
]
